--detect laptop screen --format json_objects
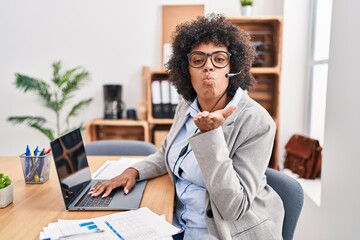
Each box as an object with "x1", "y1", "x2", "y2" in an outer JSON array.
[{"x1": 50, "y1": 128, "x2": 92, "y2": 207}]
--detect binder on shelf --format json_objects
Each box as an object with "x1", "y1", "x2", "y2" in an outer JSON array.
[
  {"x1": 160, "y1": 80, "x2": 171, "y2": 118},
  {"x1": 170, "y1": 84, "x2": 179, "y2": 118},
  {"x1": 151, "y1": 80, "x2": 162, "y2": 118}
]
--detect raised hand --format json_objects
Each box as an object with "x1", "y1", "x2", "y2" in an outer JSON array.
[{"x1": 194, "y1": 105, "x2": 237, "y2": 132}]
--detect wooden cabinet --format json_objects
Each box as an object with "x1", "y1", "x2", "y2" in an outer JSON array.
[
  {"x1": 85, "y1": 119, "x2": 149, "y2": 143},
  {"x1": 142, "y1": 67, "x2": 172, "y2": 148},
  {"x1": 228, "y1": 16, "x2": 282, "y2": 169}
]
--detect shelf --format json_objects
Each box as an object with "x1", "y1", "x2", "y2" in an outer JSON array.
[
  {"x1": 85, "y1": 119, "x2": 149, "y2": 142},
  {"x1": 228, "y1": 16, "x2": 282, "y2": 69},
  {"x1": 148, "y1": 119, "x2": 173, "y2": 125},
  {"x1": 251, "y1": 67, "x2": 279, "y2": 74}
]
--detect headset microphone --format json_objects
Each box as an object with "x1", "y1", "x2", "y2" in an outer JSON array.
[{"x1": 225, "y1": 71, "x2": 241, "y2": 78}]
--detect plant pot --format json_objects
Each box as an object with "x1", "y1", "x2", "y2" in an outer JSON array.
[
  {"x1": 241, "y1": 5, "x2": 253, "y2": 16},
  {"x1": 0, "y1": 184, "x2": 13, "y2": 208}
]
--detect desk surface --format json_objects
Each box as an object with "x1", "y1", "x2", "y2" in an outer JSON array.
[{"x1": 0, "y1": 156, "x2": 174, "y2": 240}]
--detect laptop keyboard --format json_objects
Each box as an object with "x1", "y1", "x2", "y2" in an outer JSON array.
[{"x1": 75, "y1": 182, "x2": 116, "y2": 208}]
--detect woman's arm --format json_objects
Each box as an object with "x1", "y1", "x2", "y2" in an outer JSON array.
[{"x1": 189, "y1": 102, "x2": 275, "y2": 221}]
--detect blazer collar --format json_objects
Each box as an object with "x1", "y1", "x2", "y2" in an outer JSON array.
[{"x1": 222, "y1": 92, "x2": 250, "y2": 138}]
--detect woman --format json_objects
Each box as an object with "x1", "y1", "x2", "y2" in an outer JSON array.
[{"x1": 90, "y1": 14, "x2": 284, "y2": 240}]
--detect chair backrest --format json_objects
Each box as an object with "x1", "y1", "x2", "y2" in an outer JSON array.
[
  {"x1": 85, "y1": 140, "x2": 157, "y2": 156},
  {"x1": 265, "y1": 168, "x2": 304, "y2": 240}
]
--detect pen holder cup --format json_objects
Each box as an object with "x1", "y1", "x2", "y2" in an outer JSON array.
[{"x1": 19, "y1": 153, "x2": 51, "y2": 184}]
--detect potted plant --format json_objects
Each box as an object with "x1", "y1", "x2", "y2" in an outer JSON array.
[
  {"x1": 0, "y1": 173, "x2": 13, "y2": 208},
  {"x1": 7, "y1": 61, "x2": 93, "y2": 140},
  {"x1": 240, "y1": 0, "x2": 253, "y2": 16}
]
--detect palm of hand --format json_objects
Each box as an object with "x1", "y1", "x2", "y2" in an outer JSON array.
[{"x1": 194, "y1": 106, "x2": 237, "y2": 132}]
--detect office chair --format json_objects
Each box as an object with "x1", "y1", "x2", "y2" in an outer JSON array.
[
  {"x1": 265, "y1": 168, "x2": 304, "y2": 240},
  {"x1": 85, "y1": 140, "x2": 157, "y2": 156}
]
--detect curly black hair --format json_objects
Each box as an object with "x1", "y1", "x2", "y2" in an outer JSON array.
[{"x1": 165, "y1": 13, "x2": 256, "y2": 102}]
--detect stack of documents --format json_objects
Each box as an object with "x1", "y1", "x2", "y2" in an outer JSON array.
[
  {"x1": 91, "y1": 157, "x2": 144, "y2": 180},
  {"x1": 40, "y1": 207, "x2": 181, "y2": 240}
]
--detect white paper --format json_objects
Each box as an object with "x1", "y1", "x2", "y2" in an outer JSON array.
[
  {"x1": 94, "y1": 207, "x2": 181, "y2": 240},
  {"x1": 39, "y1": 207, "x2": 181, "y2": 240},
  {"x1": 151, "y1": 80, "x2": 162, "y2": 104},
  {"x1": 161, "y1": 80, "x2": 170, "y2": 104},
  {"x1": 92, "y1": 157, "x2": 144, "y2": 180}
]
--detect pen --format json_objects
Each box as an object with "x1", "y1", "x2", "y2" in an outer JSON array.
[
  {"x1": 45, "y1": 148, "x2": 51, "y2": 155},
  {"x1": 25, "y1": 145, "x2": 30, "y2": 176},
  {"x1": 25, "y1": 147, "x2": 35, "y2": 181},
  {"x1": 25, "y1": 147, "x2": 42, "y2": 181},
  {"x1": 34, "y1": 146, "x2": 39, "y2": 156},
  {"x1": 58, "y1": 229, "x2": 105, "y2": 239},
  {"x1": 37, "y1": 148, "x2": 45, "y2": 176},
  {"x1": 30, "y1": 148, "x2": 34, "y2": 175}
]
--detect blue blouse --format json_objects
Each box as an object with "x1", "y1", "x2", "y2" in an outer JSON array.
[{"x1": 168, "y1": 88, "x2": 243, "y2": 240}]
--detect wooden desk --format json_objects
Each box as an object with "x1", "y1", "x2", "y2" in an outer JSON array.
[{"x1": 0, "y1": 156, "x2": 174, "y2": 240}]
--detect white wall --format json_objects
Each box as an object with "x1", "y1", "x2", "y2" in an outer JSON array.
[
  {"x1": 279, "y1": 0, "x2": 311, "y2": 166},
  {"x1": 293, "y1": 0, "x2": 360, "y2": 239},
  {"x1": 0, "y1": 0, "x2": 283, "y2": 156}
]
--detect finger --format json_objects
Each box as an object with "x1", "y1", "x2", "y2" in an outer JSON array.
[
  {"x1": 201, "y1": 111, "x2": 210, "y2": 117},
  {"x1": 91, "y1": 182, "x2": 111, "y2": 197},
  {"x1": 90, "y1": 183, "x2": 102, "y2": 192},
  {"x1": 124, "y1": 179, "x2": 136, "y2": 195},
  {"x1": 222, "y1": 105, "x2": 237, "y2": 119},
  {"x1": 102, "y1": 187, "x2": 114, "y2": 198}
]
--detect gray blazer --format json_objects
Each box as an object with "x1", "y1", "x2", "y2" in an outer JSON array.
[{"x1": 133, "y1": 92, "x2": 284, "y2": 240}]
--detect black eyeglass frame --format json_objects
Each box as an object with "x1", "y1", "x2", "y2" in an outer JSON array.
[{"x1": 187, "y1": 51, "x2": 232, "y2": 69}]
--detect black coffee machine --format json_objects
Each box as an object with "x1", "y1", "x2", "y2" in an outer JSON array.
[{"x1": 103, "y1": 84, "x2": 125, "y2": 119}]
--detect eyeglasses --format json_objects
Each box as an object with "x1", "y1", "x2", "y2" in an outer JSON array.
[{"x1": 187, "y1": 51, "x2": 231, "y2": 68}]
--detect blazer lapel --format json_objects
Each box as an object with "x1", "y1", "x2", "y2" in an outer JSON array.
[{"x1": 222, "y1": 92, "x2": 249, "y2": 141}]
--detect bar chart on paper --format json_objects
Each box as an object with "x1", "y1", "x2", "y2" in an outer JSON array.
[
  {"x1": 41, "y1": 219, "x2": 107, "y2": 239},
  {"x1": 40, "y1": 207, "x2": 180, "y2": 240},
  {"x1": 94, "y1": 207, "x2": 180, "y2": 240}
]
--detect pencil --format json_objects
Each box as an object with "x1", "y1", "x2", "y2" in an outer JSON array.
[{"x1": 58, "y1": 229, "x2": 105, "y2": 239}]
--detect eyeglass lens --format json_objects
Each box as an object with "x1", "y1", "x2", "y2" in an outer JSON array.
[{"x1": 188, "y1": 51, "x2": 230, "y2": 68}]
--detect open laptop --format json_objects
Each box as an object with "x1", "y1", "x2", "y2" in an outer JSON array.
[{"x1": 50, "y1": 128, "x2": 147, "y2": 211}]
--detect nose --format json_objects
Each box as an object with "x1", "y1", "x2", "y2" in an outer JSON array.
[{"x1": 203, "y1": 56, "x2": 215, "y2": 72}]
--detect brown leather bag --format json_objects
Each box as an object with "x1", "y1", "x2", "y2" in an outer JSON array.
[{"x1": 284, "y1": 134, "x2": 322, "y2": 179}]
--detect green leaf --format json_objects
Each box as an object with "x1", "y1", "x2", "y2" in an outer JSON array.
[
  {"x1": 57, "y1": 70, "x2": 90, "y2": 110},
  {"x1": 7, "y1": 116, "x2": 54, "y2": 140},
  {"x1": 29, "y1": 123, "x2": 55, "y2": 140},
  {"x1": 61, "y1": 70, "x2": 89, "y2": 96},
  {"x1": 52, "y1": 61, "x2": 62, "y2": 85},
  {"x1": 15, "y1": 74, "x2": 53, "y2": 108},
  {"x1": 0, "y1": 174, "x2": 11, "y2": 188},
  {"x1": 4, "y1": 176, "x2": 11, "y2": 186},
  {"x1": 241, "y1": 0, "x2": 253, "y2": 6},
  {"x1": 65, "y1": 98, "x2": 93, "y2": 121},
  {"x1": 57, "y1": 67, "x2": 80, "y2": 88},
  {"x1": 7, "y1": 116, "x2": 47, "y2": 125}
]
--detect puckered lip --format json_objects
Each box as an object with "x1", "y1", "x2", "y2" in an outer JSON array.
[{"x1": 203, "y1": 74, "x2": 214, "y2": 81}]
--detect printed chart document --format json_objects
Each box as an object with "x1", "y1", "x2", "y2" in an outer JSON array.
[
  {"x1": 92, "y1": 157, "x2": 144, "y2": 180},
  {"x1": 40, "y1": 207, "x2": 181, "y2": 240}
]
